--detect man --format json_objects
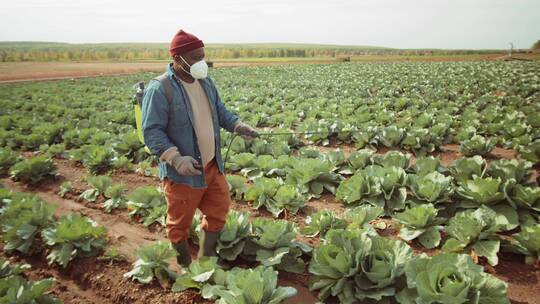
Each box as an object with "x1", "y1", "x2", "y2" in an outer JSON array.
[{"x1": 141, "y1": 29, "x2": 258, "y2": 267}]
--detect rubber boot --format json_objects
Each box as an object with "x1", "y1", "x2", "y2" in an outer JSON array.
[
  {"x1": 172, "y1": 240, "x2": 192, "y2": 267},
  {"x1": 197, "y1": 230, "x2": 220, "y2": 258}
]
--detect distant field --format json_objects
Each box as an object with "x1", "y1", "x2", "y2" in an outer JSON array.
[
  {"x1": 0, "y1": 41, "x2": 515, "y2": 63},
  {"x1": 0, "y1": 59, "x2": 335, "y2": 82},
  {"x1": 4, "y1": 41, "x2": 537, "y2": 83},
  {"x1": 0, "y1": 41, "x2": 392, "y2": 63},
  {"x1": 0, "y1": 41, "x2": 390, "y2": 50},
  {"x1": 350, "y1": 53, "x2": 537, "y2": 61},
  {"x1": 0, "y1": 61, "x2": 166, "y2": 82},
  {"x1": 1, "y1": 53, "x2": 539, "y2": 83}
]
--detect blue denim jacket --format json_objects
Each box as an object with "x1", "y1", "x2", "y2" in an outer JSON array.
[{"x1": 141, "y1": 63, "x2": 239, "y2": 188}]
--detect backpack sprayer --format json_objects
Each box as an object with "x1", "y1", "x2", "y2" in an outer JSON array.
[{"x1": 132, "y1": 82, "x2": 148, "y2": 151}]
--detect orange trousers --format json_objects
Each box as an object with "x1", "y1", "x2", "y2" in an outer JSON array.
[{"x1": 162, "y1": 159, "x2": 231, "y2": 243}]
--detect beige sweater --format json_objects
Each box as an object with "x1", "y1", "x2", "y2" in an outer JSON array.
[{"x1": 178, "y1": 78, "x2": 215, "y2": 167}]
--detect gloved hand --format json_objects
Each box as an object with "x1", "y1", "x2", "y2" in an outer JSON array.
[
  {"x1": 234, "y1": 121, "x2": 259, "y2": 140},
  {"x1": 160, "y1": 147, "x2": 202, "y2": 176},
  {"x1": 170, "y1": 154, "x2": 202, "y2": 176}
]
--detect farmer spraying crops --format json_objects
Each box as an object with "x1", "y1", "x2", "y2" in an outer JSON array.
[{"x1": 141, "y1": 29, "x2": 258, "y2": 267}]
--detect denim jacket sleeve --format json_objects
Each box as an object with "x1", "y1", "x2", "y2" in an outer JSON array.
[
  {"x1": 141, "y1": 81, "x2": 175, "y2": 157},
  {"x1": 207, "y1": 77, "x2": 239, "y2": 132}
]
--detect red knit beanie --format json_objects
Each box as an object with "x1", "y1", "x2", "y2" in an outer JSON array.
[{"x1": 169, "y1": 30, "x2": 204, "y2": 56}]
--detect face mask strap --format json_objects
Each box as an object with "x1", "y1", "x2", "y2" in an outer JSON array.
[
  {"x1": 179, "y1": 55, "x2": 191, "y2": 67},
  {"x1": 177, "y1": 55, "x2": 193, "y2": 76}
]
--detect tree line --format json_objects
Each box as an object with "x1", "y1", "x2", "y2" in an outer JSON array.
[{"x1": 0, "y1": 42, "x2": 518, "y2": 62}]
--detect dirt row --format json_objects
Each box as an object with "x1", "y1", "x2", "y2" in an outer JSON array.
[
  {"x1": 1, "y1": 242, "x2": 210, "y2": 304},
  {"x1": 2, "y1": 144, "x2": 539, "y2": 304}
]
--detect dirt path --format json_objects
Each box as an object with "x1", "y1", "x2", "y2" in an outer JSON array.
[
  {"x1": 1, "y1": 242, "x2": 111, "y2": 304},
  {"x1": 1, "y1": 243, "x2": 210, "y2": 304}
]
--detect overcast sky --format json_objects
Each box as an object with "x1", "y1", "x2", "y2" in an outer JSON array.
[{"x1": 1, "y1": 0, "x2": 538, "y2": 49}]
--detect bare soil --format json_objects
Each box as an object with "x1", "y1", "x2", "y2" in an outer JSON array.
[
  {"x1": 1, "y1": 244, "x2": 209, "y2": 304},
  {"x1": 438, "y1": 144, "x2": 517, "y2": 166},
  {"x1": 484, "y1": 252, "x2": 540, "y2": 304}
]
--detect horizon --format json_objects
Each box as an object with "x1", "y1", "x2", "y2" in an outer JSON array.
[
  {"x1": 0, "y1": 41, "x2": 524, "y2": 51},
  {"x1": 0, "y1": 0, "x2": 539, "y2": 50}
]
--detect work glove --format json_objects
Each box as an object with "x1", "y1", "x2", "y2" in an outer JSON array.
[
  {"x1": 160, "y1": 147, "x2": 202, "y2": 176},
  {"x1": 234, "y1": 121, "x2": 259, "y2": 140}
]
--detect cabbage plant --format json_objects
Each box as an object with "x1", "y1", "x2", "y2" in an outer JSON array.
[
  {"x1": 396, "y1": 253, "x2": 509, "y2": 304},
  {"x1": 394, "y1": 204, "x2": 445, "y2": 249},
  {"x1": 309, "y1": 228, "x2": 412, "y2": 303},
  {"x1": 460, "y1": 135, "x2": 494, "y2": 157},
  {"x1": 442, "y1": 206, "x2": 503, "y2": 266}
]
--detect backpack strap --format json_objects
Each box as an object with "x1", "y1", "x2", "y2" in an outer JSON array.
[{"x1": 153, "y1": 72, "x2": 174, "y2": 110}]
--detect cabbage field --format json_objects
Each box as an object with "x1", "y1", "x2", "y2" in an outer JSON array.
[{"x1": 0, "y1": 61, "x2": 539, "y2": 304}]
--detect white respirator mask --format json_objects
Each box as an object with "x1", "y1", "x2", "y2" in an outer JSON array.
[{"x1": 179, "y1": 55, "x2": 208, "y2": 79}]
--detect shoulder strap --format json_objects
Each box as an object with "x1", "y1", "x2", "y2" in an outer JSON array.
[{"x1": 154, "y1": 73, "x2": 173, "y2": 110}]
